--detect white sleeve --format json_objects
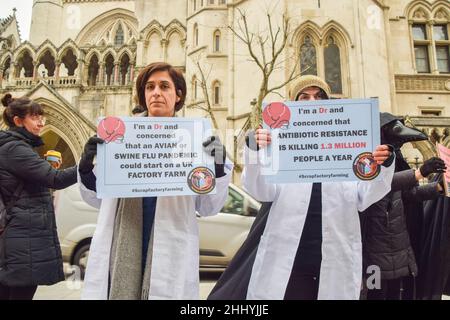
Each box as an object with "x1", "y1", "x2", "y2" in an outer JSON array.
[
  {"x1": 77, "y1": 166, "x2": 102, "y2": 209},
  {"x1": 357, "y1": 157, "x2": 395, "y2": 212},
  {"x1": 241, "y1": 146, "x2": 277, "y2": 202},
  {"x1": 195, "y1": 161, "x2": 233, "y2": 217}
]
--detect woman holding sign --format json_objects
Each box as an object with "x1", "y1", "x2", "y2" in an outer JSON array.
[
  {"x1": 209, "y1": 75, "x2": 395, "y2": 300},
  {"x1": 77, "y1": 62, "x2": 232, "y2": 300}
]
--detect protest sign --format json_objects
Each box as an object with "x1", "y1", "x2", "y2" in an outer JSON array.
[
  {"x1": 261, "y1": 98, "x2": 381, "y2": 183},
  {"x1": 96, "y1": 117, "x2": 216, "y2": 198},
  {"x1": 437, "y1": 143, "x2": 450, "y2": 197}
]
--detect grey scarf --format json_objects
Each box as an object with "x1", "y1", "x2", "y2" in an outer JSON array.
[{"x1": 108, "y1": 198, "x2": 155, "y2": 300}]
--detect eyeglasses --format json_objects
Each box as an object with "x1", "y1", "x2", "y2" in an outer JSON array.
[{"x1": 29, "y1": 115, "x2": 46, "y2": 125}]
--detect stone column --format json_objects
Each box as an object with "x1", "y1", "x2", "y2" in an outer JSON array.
[
  {"x1": 98, "y1": 62, "x2": 105, "y2": 85},
  {"x1": 11, "y1": 63, "x2": 18, "y2": 84},
  {"x1": 33, "y1": 61, "x2": 38, "y2": 82},
  {"x1": 429, "y1": 20, "x2": 439, "y2": 75},
  {"x1": 114, "y1": 62, "x2": 120, "y2": 85},
  {"x1": 129, "y1": 62, "x2": 135, "y2": 85},
  {"x1": 161, "y1": 39, "x2": 168, "y2": 62},
  {"x1": 55, "y1": 60, "x2": 61, "y2": 83},
  {"x1": 77, "y1": 58, "x2": 84, "y2": 85}
]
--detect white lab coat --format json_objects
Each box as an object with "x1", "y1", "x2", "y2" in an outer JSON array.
[
  {"x1": 242, "y1": 147, "x2": 394, "y2": 300},
  {"x1": 78, "y1": 164, "x2": 232, "y2": 300}
]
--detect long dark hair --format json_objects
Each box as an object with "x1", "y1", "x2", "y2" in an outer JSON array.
[
  {"x1": 135, "y1": 62, "x2": 187, "y2": 112},
  {"x1": 1, "y1": 93, "x2": 44, "y2": 128}
]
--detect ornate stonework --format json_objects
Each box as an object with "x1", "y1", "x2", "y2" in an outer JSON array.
[{"x1": 395, "y1": 75, "x2": 450, "y2": 93}]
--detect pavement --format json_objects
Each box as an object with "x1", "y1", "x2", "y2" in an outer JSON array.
[
  {"x1": 33, "y1": 268, "x2": 450, "y2": 300},
  {"x1": 34, "y1": 282, "x2": 450, "y2": 300},
  {"x1": 34, "y1": 271, "x2": 221, "y2": 300}
]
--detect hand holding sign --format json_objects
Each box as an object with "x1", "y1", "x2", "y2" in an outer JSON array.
[
  {"x1": 372, "y1": 145, "x2": 392, "y2": 165},
  {"x1": 79, "y1": 136, "x2": 105, "y2": 174},
  {"x1": 254, "y1": 128, "x2": 272, "y2": 149},
  {"x1": 203, "y1": 136, "x2": 226, "y2": 178}
]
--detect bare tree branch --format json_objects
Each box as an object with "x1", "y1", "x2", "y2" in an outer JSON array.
[
  {"x1": 230, "y1": 9, "x2": 305, "y2": 129},
  {"x1": 194, "y1": 60, "x2": 219, "y2": 130}
]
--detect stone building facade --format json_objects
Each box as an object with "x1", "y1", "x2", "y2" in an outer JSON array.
[{"x1": 0, "y1": 0, "x2": 448, "y2": 180}]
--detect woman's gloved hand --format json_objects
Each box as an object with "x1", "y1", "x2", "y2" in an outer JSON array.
[
  {"x1": 203, "y1": 136, "x2": 226, "y2": 178},
  {"x1": 79, "y1": 136, "x2": 105, "y2": 174},
  {"x1": 419, "y1": 157, "x2": 447, "y2": 177}
]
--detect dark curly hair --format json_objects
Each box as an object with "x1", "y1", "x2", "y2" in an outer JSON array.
[{"x1": 2, "y1": 93, "x2": 44, "y2": 128}]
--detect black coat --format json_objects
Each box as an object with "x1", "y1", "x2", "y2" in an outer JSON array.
[
  {"x1": 0, "y1": 128, "x2": 77, "y2": 286},
  {"x1": 415, "y1": 174, "x2": 450, "y2": 299},
  {"x1": 360, "y1": 169, "x2": 440, "y2": 280}
]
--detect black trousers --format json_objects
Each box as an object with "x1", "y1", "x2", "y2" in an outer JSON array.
[
  {"x1": 366, "y1": 277, "x2": 416, "y2": 300},
  {"x1": 0, "y1": 284, "x2": 38, "y2": 300},
  {"x1": 284, "y1": 274, "x2": 320, "y2": 300}
]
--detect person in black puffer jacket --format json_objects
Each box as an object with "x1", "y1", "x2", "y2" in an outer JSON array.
[
  {"x1": 0, "y1": 94, "x2": 77, "y2": 300},
  {"x1": 360, "y1": 113, "x2": 446, "y2": 300}
]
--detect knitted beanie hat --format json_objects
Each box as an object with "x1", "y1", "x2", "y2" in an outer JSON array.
[{"x1": 290, "y1": 75, "x2": 332, "y2": 100}]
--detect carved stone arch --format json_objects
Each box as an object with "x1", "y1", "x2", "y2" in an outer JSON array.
[
  {"x1": 13, "y1": 44, "x2": 36, "y2": 78},
  {"x1": 291, "y1": 20, "x2": 321, "y2": 47},
  {"x1": 410, "y1": 140, "x2": 437, "y2": 159},
  {"x1": 322, "y1": 21, "x2": 352, "y2": 48},
  {"x1": 111, "y1": 20, "x2": 125, "y2": 41},
  {"x1": 35, "y1": 41, "x2": 58, "y2": 62},
  {"x1": 58, "y1": 39, "x2": 81, "y2": 62},
  {"x1": 13, "y1": 42, "x2": 36, "y2": 62},
  {"x1": 75, "y1": 9, "x2": 138, "y2": 47},
  {"x1": 406, "y1": 1, "x2": 432, "y2": 21},
  {"x1": 31, "y1": 97, "x2": 95, "y2": 159},
  {"x1": 101, "y1": 49, "x2": 118, "y2": 64},
  {"x1": 39, "y1": 125, "x2": 78, "y2": 164},
  {"x1": 432, "y1": 3, "x2": 450, "y2": 21},
  {"x1": 141, "y1": 20, "x2": 165, "y2": 41},
  {"x1": 117, "y1": 47, "x2": 134, "y2": 63},
  {"x1": 85, "y1": 49, "x2": 102, "y2": 64},
  {"x1": 165, "y1": 19, "x2": 187, "y2": 40},
  {"x1": 109, "y1": 19, "x2": 138, "y2": 46},
  {"x1": 0, "y1": 52, "x2": 13, "y2": 68}
]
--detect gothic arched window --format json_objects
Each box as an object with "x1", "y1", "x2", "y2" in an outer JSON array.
[
  {"x1": 214, "y1": 30, "x2": 221, "y2": 52},
  {"x1": 194, "y1": 24, "x2": 199, "y2": 47},
  {"x1": 213, "y1": 81, "x2": 220, "y2": 105},
  {"x1": 300, "y1": 36, "x2": 317, "y2": 76},
  {"x1": 119, "y1": 54, "x2": 131, "y2": 85},
  {"x1": 61, "y1": 49, "x2": 78, "y2": 76},
  {"x1": 104, "y1": 54, "x2": 115, "y2": 85},
  {"x1": 410, "y1": 6, "x2": 449, "y2": 74},
  {"x1": 324, "y1": 36, "x2": 343, "y2": 94},
  {"x1": 87, "y1": 55, "x2": 99, "y2": 86},
  {"x1": 114, "y1": 25, "x2": 125, "y2": 46}
]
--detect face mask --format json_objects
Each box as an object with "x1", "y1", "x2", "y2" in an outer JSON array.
[{"x1": 381, "y1": 120, "x2": 428, "y2": 149}]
